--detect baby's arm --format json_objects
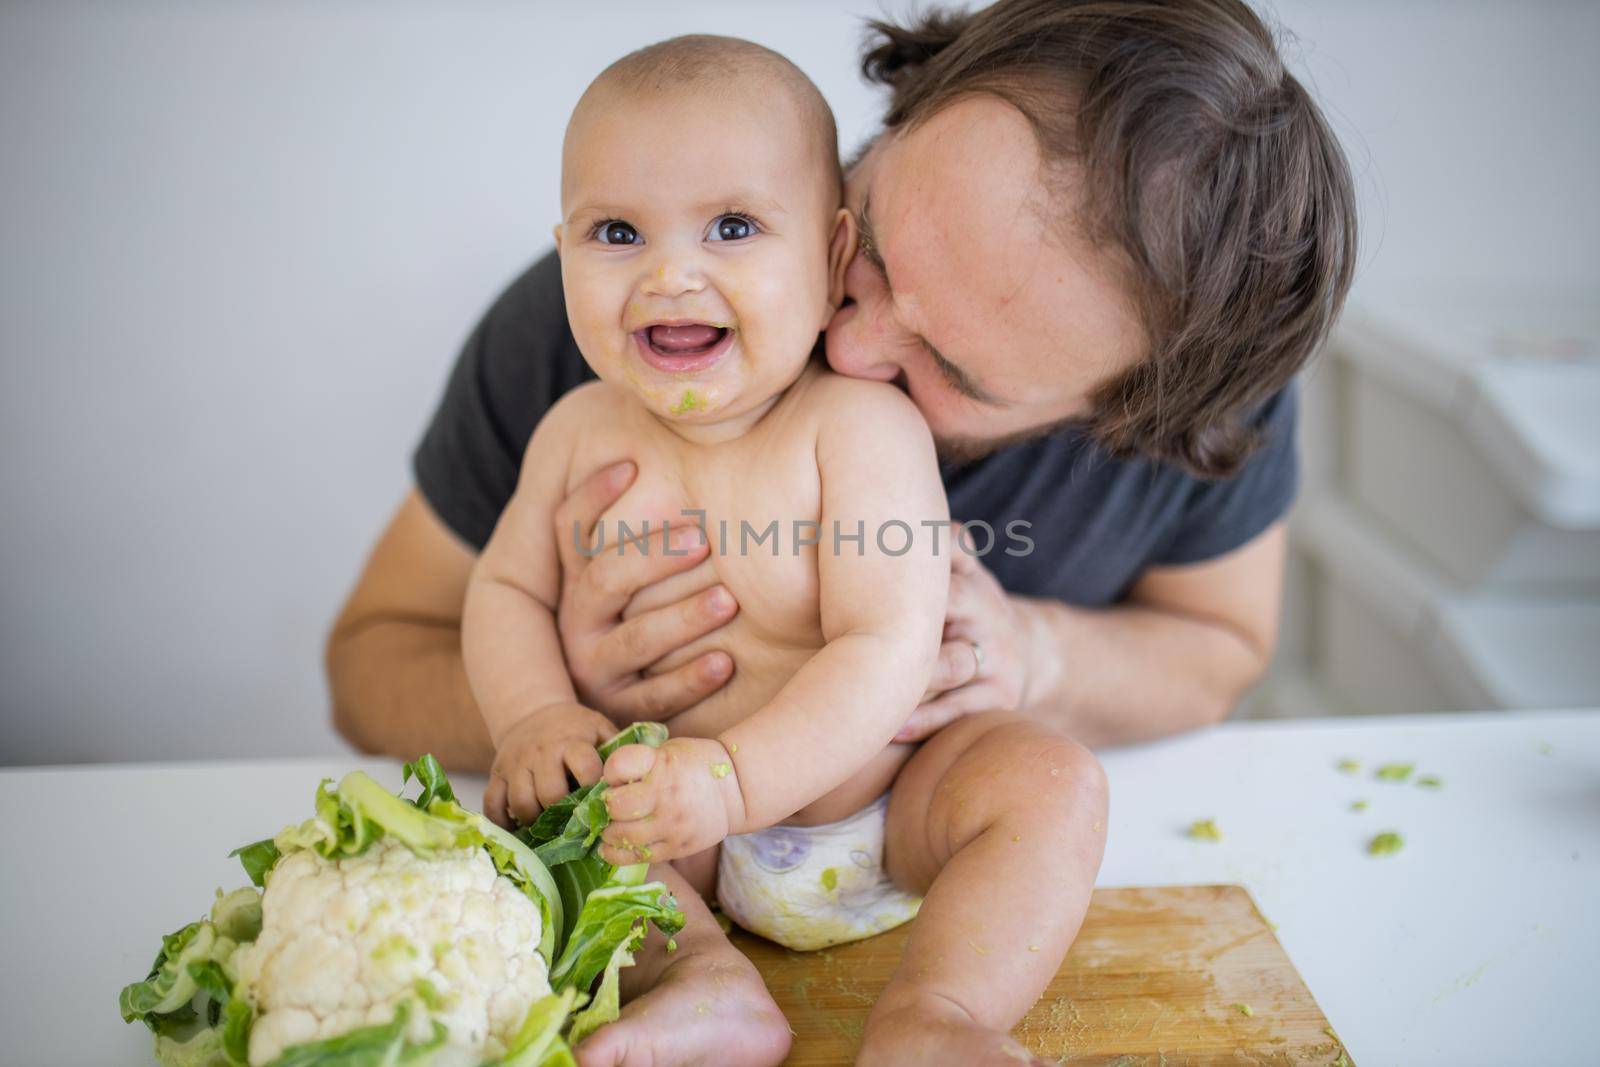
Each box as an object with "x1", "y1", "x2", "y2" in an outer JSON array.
[
  {"x1": 600, "y1": 380, "x2": 949, "y2": 860},
  {"x1": 462, "y1": 387, "x2": 618, "y2": 825}
]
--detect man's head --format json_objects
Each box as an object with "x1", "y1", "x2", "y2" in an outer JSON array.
[
  {"x1": 826, "y1": 0, "x2": 1357, "y2": 474},
  {"x1": 555, "y1": 36, "x2": 855, "y2": 430}
]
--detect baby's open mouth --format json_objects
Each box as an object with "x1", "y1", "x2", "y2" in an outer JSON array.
[
  {"x1": 643, "y1": 323, "x2": 727, "y2": 357},
  {"x1": 634, "y1": 322, "x2": 732, "y2": 373}
]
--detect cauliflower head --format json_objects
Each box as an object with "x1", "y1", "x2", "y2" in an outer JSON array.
[
  {"x1": 119, "y1": 743, "x2": 683, "y2": 1067},
  {"x1": 234, "y1": 839, "x2": 548, "y2": 1065}
]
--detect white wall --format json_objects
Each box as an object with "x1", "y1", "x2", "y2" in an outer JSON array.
[{"x1": 2, "y1": 1, "x2": 1597, "y2": 764}]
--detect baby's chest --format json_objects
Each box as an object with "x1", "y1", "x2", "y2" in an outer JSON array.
[{"x1": 576, "y1": 432, "x2": 825, "y2": 644}]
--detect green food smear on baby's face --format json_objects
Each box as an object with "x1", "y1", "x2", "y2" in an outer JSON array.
[
  {"x1": 1367, "y1": 831, "x2": 1404, "y2": 856},
  {"x1": 1187, "y1": 819, "x2": 1222, "y2": 842},
  {"x1": 669, "y1": 389, "x2": 703, "y2": 415},
  {"x1": 1375, "y1": 763, "x2": 1414, "y2": 782},
  {"x1": 709, "y1": 762, "x2": 731, "y2": 779}
]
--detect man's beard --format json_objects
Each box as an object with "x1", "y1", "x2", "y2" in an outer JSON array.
[{"x1": 933, "y1": 413, "x2": 1085, "y2": 466}]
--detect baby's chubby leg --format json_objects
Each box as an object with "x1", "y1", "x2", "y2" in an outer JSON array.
[
  {"x1": 859, "y1": 713, "x2": 1109, "y2": 1067},
  {"x1": 575, "y1": 858, "x2": 790, "y2": 1067}
]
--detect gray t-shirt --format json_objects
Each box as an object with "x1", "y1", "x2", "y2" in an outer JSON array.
[{"x1": 415, "y1": 252, "x2": 1297, "y2": 606}]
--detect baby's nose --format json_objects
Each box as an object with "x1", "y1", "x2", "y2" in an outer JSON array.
[{"x1": 639, "y1": 255, "x2": 706, "y2": 298}]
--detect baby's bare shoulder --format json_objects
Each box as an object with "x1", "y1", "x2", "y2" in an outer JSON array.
[
  {"x1": 544, "y1": 378, "x2": 633, "y2": 421},
  {"x1": 515, "y1": 381, "x2": 643, "y2": 485},
  {"x1": 802, "y1": 371, "x2": 932, "y2": 447},
  {"x1": 531, "y1": 379, "x2": 640, "y2": 443}
]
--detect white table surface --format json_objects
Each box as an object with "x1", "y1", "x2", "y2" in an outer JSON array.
[{"x1": 4, "y1": 709, "x2": 1596, "y2": 1066}]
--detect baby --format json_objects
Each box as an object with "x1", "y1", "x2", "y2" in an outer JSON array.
[{"x1": 465, "y1": 35, "x2": 1092, "y2": 1067}]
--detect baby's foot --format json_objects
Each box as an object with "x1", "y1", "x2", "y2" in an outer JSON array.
[
  {"x1": 574, "y1": 945, "x2": 790, "y2": 1067},
  {"x1": 858, "y1": 989, "x2": 1052, "y2": 1067}
]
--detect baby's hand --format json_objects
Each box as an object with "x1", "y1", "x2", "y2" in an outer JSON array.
[
  {"x1": 598, "y1": 737, "x2": 742, "y2": 865},
  {"x1": 485, "y1": 702, "x2": 617, "y2": 829}
]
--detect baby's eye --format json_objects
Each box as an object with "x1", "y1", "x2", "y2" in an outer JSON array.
[
  {"x1": 707, "y1": 214, "x2": 757, "y2": 242},
  {"x1": 594, "y1": 221, "x2": 640, "y2": 246}
]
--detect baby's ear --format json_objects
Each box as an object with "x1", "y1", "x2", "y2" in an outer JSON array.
[
  {"x1": 551, "y1": 223, "x2": 565, "y2": 255},
  {"x1": 824, "y1": 207, "x2": 858, "y2": 319}
]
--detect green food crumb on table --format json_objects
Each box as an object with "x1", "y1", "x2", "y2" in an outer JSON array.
[
  {"x1": 1368, "y1": 831, "x2": 1404, "y2": 856},
  {"x1": 1187, "y1": 818, "x2": 1222, "y2": 842},
  {"x1": 1233, "y1": 1002, "x2": 1254, "y2": 1017},
  {"x1": 1335, "y1": 758, "x2": 1360, "y2": 775},
  {"x1": 1350, "y1": 800, "x2": 1369, "y2": 813},
  {"x1": 1416, "y1": 775, "x2": 1443, "y2": 789},
  {"x1": 1374, "y1": 762, "x2": 1414, "y2": 782}
]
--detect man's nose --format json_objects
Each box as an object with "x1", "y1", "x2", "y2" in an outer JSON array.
[
  {"x1": 825, "y1": 294, "x2": 905, "y2": 384},
  {"x1": 639, "y1": 249, "x2": 706, "y2": 298}
]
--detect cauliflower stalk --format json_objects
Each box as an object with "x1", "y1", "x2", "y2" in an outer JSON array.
[{"x1": 120, "y1": 728, "x2": 683, "y2": 1067}]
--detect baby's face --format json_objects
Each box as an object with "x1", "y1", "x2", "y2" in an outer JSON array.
[{"x1": 556, "y1": 86, "x2": 845, "y2": 428}]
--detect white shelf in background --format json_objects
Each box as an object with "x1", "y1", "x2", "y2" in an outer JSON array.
[
  {"x1": 1292, "y1": 494, "x2": 1600, "y2": 712},
  {"x1": 1330, "y1": 298, "x2": 1600, "y2": 592}
]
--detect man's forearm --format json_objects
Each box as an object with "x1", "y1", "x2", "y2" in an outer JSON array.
[
  {"x1": 1016, "y1": 597, "x2": 1269, "y2": 748},
  {"x1": 327, "y1": 618, "x2": 494, "y2": 773}
]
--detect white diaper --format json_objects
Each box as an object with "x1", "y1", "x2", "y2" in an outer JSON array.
[{"x1": 716, "y1": 794, "x2": 922, "y2": 951}]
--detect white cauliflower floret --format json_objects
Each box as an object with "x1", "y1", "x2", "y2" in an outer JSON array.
[{"x1": 232, "y1": 838, "x2": 549, "y2": 1065}]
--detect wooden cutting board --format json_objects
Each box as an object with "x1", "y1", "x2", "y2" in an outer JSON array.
[{"x1": 731, "y1": 884, "x2": 1352, "y2": 1066}]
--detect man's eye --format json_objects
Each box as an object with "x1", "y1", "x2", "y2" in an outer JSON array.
[
  {"x1": 925, "y1": 343, "x2": 968, "y2": 393},
  {"x1": 595, "y1": 221, "x2": 640, "y2": 245},
  {"x1": 708, "y1": 214, "x2": 756, "y2": 242}
]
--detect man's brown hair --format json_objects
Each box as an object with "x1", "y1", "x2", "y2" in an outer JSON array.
[{"x1": 862, "y1": 0, "x2": 1357, "y2": 478}]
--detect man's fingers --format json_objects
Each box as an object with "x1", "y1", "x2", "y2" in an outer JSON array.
[
  {"x1": 606, "y1": 584, "x2": 736, "y2": 673},
  {"x1": 507, "y1": 768, "x2": 541, "y2": 828},
  {"x1": 613, "y1": 651, "x2": 733, "y2": 720},
  {"x1": 484, "y1": 776, "x2": 512, "y2": 830},
  {"x1": 923, "y1": 637, "x2": 980, "y2": 700},
  {"x1": 949, "y1": 523, "x2": 982, "y2": 575},
  {"x1": 554, "y1": 461, "x2": 636, "y2": 573},
  {"x1": 564, "y1": 744, "x2": 605, "y2": 788},
  {"x1": 896, "y1": 688, "x2": 978, "y2": 743},
  {"x1": 580, "y1": 525, "x2": 710, "y2": 603},
  {"x1": 944, "y1": 564, "x2": 984, "y2": 619},
  {"x1": 603, "y1": 743, "x2": 659, "y2": 786},
  {"x1": 564, "y1": 528, "x2": 710, "y2": 645}
]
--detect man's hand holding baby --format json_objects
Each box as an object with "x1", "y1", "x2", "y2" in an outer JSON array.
[
  {"x1": 485, "y1": 701, "x2": 617, "y2": 828},
  {"x1": 597, "y1": 737, "x2": 747, "y2": 866}
]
